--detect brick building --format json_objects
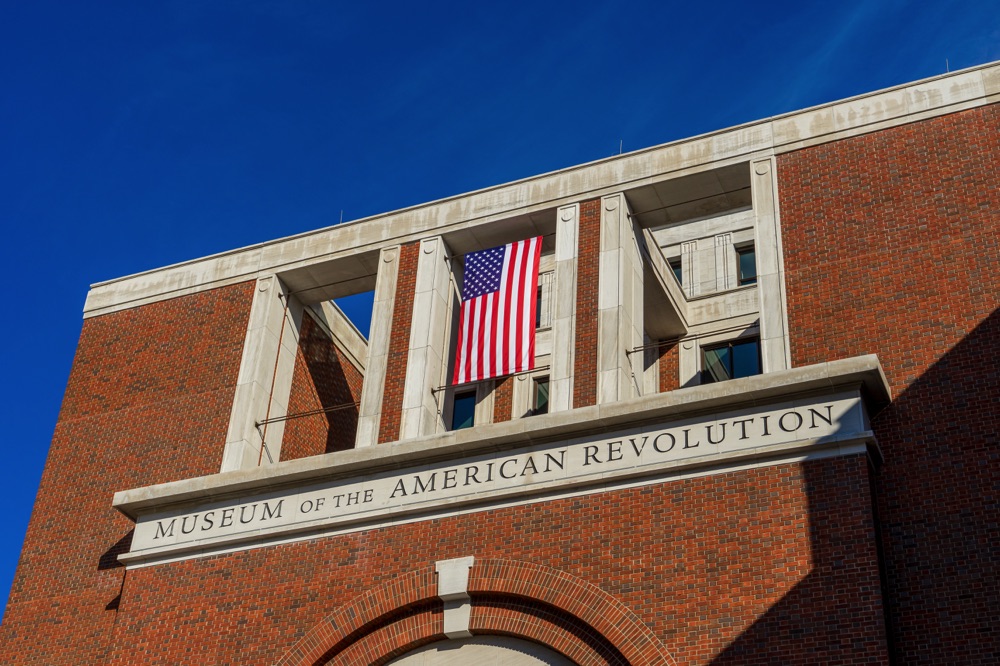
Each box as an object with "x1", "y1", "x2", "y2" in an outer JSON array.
[{"x1": 1, "y1": 62, "x2": 997, "y2": 664}]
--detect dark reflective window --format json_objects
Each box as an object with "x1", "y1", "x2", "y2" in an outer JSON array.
[
  {"x1": 533, "y1": 377, "x2": 549, "y2": 415},
  {"x1": 738, "y1": 246, "x2": 757, "y2": 285},
  {"x1": 701, "y1": 338, "x2": 760, "y2": 383},
  {"x1": 669, "y1": 259, "x2": 683, "y2": 285},
  {"x1": 452, "y1": 390, "x2": 476, "y2": 430}
]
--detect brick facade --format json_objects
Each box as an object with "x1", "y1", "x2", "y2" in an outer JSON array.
[
  {"x1": 658, "y1": 340, "x2": 680, "y2": 393},
  {"x1": 64, "y1": 459, "x2": 882, "y2": 665},
  {"x1": 378, "y1": 242, "x2": 421, "y2": 444},
  {"x1": 280, "y1": 312, "x2": 365, "y2": 461},
  {"x1": 778, "y1": 104, "x2": 1000, "y2": 665},
  {"x1": 573, "y1": 198, "x2": 601, "y2": 409},
  {"x1": 3, "y1": 79, "x2": 997, "y2": 666},
  {"x1": 0, "y1": 282, "x2": 255, "y2": 663}
]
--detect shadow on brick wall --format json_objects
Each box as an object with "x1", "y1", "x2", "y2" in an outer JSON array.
[{"x1": 711, "y1": 307, "x2": 999, "y2": 664}]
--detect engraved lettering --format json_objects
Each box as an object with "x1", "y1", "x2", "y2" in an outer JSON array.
[
  {"x1": 239, "y1": 504, "x2": 257, "y2": 524},
  {"x1": 413, "y1": 473, "x2": 437, "y2": 494},
  {"x1": 583, "y1": 445, "x2": 602, "y2": 465},
  {"x1": 543, "y1": 451, "x2": 565, "y2": 472},
  {"x1": 390, "y1": 479, "x2": 407, "y2": 498},
  {"x1": 706, "y1": 423, "x2": 726, "y2": 445},
  {"x1": 629, "y1": 436, "x2": 648, "y2": 456},
  {"x1": 653, "y1": 432, "x2": 676, "y2": 453},
  {"x1": 607, "y1": 441, "x2": 623, "y2": 462},
  {"x1": 499, "y1": 459, "x2": 518, "y2": 479},
  {"x1": 153, "y1": 519, "x2": 176, "y2": 539},
  {"x1": 779, "y1": 411, "x2": 803, "y2": 432},
  {"x1": 181, "y1": 515, "x2": 198, "y2": 534},
  {"x1": 732, "y1": 418, "x2": 754, "y2": 440},
  {"x1": 261, "y1": 501, "x2": 283, "y2": 521},
  {"x1": 809, "y1": 405, "x2": 834, "y2": 428}
]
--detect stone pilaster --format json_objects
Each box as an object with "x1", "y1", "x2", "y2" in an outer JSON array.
[
  {"x1": 355, "y1": 245, "x2": 401, "y2": 447},
  {"x1": 399, "y1": 237, "x2": 454, "y2": 439},
  {"x1": 549, "y1": 203, "x2": 579, "y2": 413},
  {"x1": 751, "y1": 157, "x2": 791, "y2": 372},
  {"x1": 597, "y1": 193, "x2": 644, "y2": 404},
  {"x1": 220, "y1": 276, "x2": 303, "y2": 471}
]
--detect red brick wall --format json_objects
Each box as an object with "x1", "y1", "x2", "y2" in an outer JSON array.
[
  {"x1": 778, "y1": 104, "x2": 1000, "y2": 665},
  {"x1": 280, "y1": 312, "x2": 364, "y2": 461},
  {"x1": 93, "y1": 456, "x2": 884, "y2": 665},
  {"x1": 573, "y1": 198, "x2": 601, "y2": 408},
  {"x1": 658, "y1": 340, "x2": 680, "y2": 393},
  {"x1": 378, "y1": 242, "x2": 420, "y2": 444},
  {"x1": 493, "y1": 376, "x2": 513, "y2": 422},
  {"x1": 0, "y1": 282, "x2": 255, "y2": 664}
]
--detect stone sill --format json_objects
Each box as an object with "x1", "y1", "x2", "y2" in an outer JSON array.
[{"x1": 113, "y1": 354, "x2": 890, "y2": 520}]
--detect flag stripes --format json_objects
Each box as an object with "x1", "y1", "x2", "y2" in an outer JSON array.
[{"x1": 453, "y1": 236, "x2": 542, "y2": 385}]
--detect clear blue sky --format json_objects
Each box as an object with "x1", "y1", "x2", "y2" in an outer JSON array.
[{"x1": 1, "y1": 0, "x2": 996, "y2": 615}]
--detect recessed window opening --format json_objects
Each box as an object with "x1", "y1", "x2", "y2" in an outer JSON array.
[
  {"x1": 668, "y1": 258, "x2": 682, "y2": 285},
  {"x1": 737, "y1": 245, "x2": 757, "y2": 286},
  {"x1": 701, "y1": 337, "x2": 761, "y2": 384},
  {"x1": 532, "y1": 377, "x2": 549, "y2": 415},
  {"x1": 451, "y1": 390, "x2": 477, "y2": 430}
]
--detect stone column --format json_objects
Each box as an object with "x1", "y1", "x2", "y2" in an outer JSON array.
[
  {"x1": 220, "y1": 276, "x2": 303, "y2": 471},
  {"x1": 355, "y1": 245, "x2": 401, "y2": 448},
  {"x1": 681, "y1": 240, "x2": 699, "y2": 298},
  {"x1": 399, "y1": 237, "x2": 453, "y2": 439},
  {"x1": 715, "y1": 232, "x2": 736, "y2": 291},
  {"x1": 597, "y1": 193, "x2": 644, "y2": 404},
  {"x1": 548, "y1": 203, "x2": 579, "y2": 413},
  {"x1": 751, "y1": 157, "x2": 791, "y2": 372}
]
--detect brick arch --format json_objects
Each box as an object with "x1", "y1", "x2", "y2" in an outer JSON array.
[{"x1": 275, "y1": 559, "x2": 675, "y2": 666}]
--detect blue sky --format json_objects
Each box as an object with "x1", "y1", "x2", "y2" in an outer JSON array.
[{"x1": 0, "y1": 0, "x2": 997, "y2": 615}]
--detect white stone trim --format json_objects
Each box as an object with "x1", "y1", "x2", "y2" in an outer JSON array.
[
  {"x1": 82, "y1": 64, "x2": 1000, "y2": 319},
  {"x1": 549, "y1": 204, "x2": 579, "y2": 413},
  {"x1": 435, "y1": 556, "x2": 475, "y2": 639},
  {"x1": 400, "y1": 237, "x2": 454, "y2": 440},
  {"x1": 355, "y1": 246, "x2": 401, "y2": 448},
  {"x1": 751, "y1": 157, "x2": 791, "y2": 373},
  {"x1": 220, "y1": 277, "x2": 303, "y2": 472}
]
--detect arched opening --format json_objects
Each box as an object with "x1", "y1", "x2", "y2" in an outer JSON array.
[{"x1": 386, "y1": 635, "x2": 574, "y2": 666}]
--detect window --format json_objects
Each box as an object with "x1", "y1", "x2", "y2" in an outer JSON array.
[
  {"x1": 451, "y1": 390, "x2": 476, "y2": 430},
  {"x1": 668, "y1": 258, "x2": 682, "y2": 285},
  {"x1": 701, "y1": 338, "x2": 760, "y2": 384},
  {"x1": 737, "y1": 245, "x2": 757, "y2": 285},
  {"x1": 531, "y1": 377, "x2": 549, "y2": 415}
]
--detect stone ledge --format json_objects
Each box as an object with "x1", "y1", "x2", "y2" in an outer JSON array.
[{"x1": 113, "y1": 354, "x2": 889, "y2": 519}]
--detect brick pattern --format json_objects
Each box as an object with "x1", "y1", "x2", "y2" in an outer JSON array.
[
  {"x1": 493, "y1": 377, "x2": 513, "y2": 422},
  {"x1": 0, "y1": 282, "x2": 255, "y2": 664},
  {"x1": 378, "y1": 242, "x2": 420, "y2": 444},
  {"x1": 28, "y1": 456, "x2": 883, "y2": 665},
  {"x1": 658, "y1": 340, "x2": 680, "y2": 393},
  {"x1": 281, "y1": 312, "x2": 364, "y2": 461},
  {"x1": 778, "y1": 104, "x2": 1000, "y2": 665},
  {"x1": 573, "y1": 198, "x2": 601, "y2": 408}
]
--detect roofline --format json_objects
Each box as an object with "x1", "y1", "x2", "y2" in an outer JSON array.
[{"x1": 84, "y1": 60, "x2": 1000, "y2": 317}]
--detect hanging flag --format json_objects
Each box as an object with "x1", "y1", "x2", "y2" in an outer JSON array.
[{"x1": 452, "y1": 236, "x2": 542, "y2": 385}]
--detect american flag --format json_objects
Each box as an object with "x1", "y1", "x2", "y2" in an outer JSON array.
[{"x1": 452, "y1": 236, "x2": 542, "y2": 385}]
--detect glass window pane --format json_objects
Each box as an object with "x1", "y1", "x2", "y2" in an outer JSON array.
[
  {"x1": 670, "y1": 260, "x2": 683, "y2": 285},
  {"x1": 739, "y1": 248, "x2": 757, "y2": 285},
  {"x1": 732, "y1": 340, "x2": 761, "y2": 378},
  {"x1": 703, "y1": 346, "x2": 732, "y2": 383},
  {"x1": 534, "y1": 378, "x2": 549, "y2": 415},
  {"x1": 452, "y1": 391, "x2": 476, "y2": 430}
]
